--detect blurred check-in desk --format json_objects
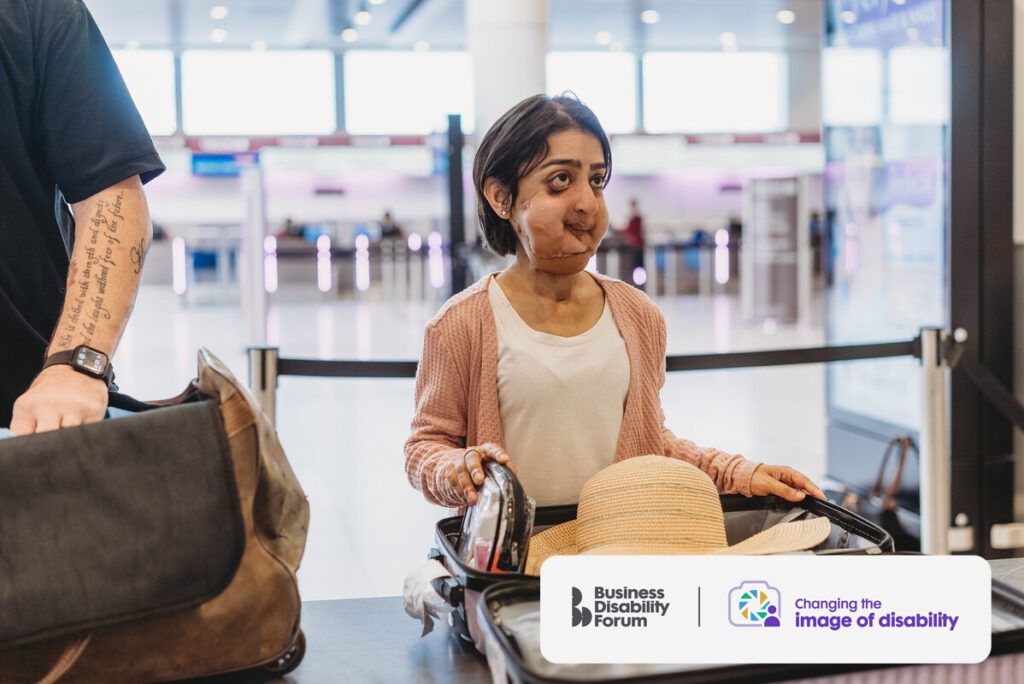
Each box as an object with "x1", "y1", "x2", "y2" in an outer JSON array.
[{"x1": 142, "y1": 224, "x2": 240, "y2": 304}]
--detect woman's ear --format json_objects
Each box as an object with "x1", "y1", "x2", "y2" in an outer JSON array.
[{"x1": 483, "y1": 178, "x2": 510, "y2": 218}]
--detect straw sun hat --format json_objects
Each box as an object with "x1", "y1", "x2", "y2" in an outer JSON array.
[{"x1": 524, "y1": 455, "x2": 831, "y2": 575}]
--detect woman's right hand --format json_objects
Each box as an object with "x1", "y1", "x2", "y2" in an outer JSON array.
[{"x1": 448, "y1": 443, "x2": 515, "y2": 505}]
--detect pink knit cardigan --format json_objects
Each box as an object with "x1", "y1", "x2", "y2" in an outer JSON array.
[{"x1": 404, "y1": 272, "x2": 760, "y2": 508}]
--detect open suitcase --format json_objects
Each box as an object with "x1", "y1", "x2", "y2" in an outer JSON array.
[
  {"x1": 477, "y1": 559, "x2": 1024, "y2": 684},
  {"x1": 431, "y1": 465, "x2": 895, "y2": 650}
]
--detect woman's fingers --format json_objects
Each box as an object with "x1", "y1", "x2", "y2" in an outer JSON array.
[
  {"x1": 478, "y1": 443, "x2": 517, "y2": 473},
  {"x1": 464, "y1": 448, "x2": 485, "y2": 485},
  {"x1": 478, "y1": 443, "x2": 510, "y2": 464},
  {"x1": 457, "y1": 460, "x2": 478, "y2": 504},
  {"x1": 447, "y1": 453, "x2": 480, "y2": 505},
  {"x1": 771, "y1": 478, "x2": 807, "y2": 502},
  {"x1": 779, "y1": 467, "x2": 827, "y2": 499},
  {"x1": 451, "y1": 445, "x2": 518, "y2": 506}
]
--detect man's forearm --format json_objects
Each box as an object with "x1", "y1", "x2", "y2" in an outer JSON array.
[{"x1": 49, "y1": 176, "x2": 152, "y2": 357}]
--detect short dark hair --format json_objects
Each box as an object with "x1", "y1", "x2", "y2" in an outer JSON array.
[{"x1": 472, "y1": 93, "x2": 613, "y2": 256}]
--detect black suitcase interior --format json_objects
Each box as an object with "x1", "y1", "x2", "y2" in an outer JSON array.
[{"x1": 433, "y1": 494, "x2": 895, "y2": 645}]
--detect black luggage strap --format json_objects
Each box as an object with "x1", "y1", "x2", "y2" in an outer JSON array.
[
  {"x1": 426, "y1": 548, "x2": 465, "y2": 608},
  {"x1": 431, "y1": 577, "x2": 464, "y2": 608}
]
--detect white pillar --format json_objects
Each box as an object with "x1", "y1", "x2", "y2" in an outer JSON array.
[
  {"x1": 240, "y1": 164, "x2": 268, "y2": 346},
  {"x1": 466, "y1": 0, "x2": 548, "y2": 137}
]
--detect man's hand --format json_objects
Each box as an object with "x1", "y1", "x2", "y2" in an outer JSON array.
[
  {"x1": 10, "y1": 366, "x2": 108, "y2": 435},
  {"x1": 750, "y1": 464, "x2": 827, "y2": 502}
]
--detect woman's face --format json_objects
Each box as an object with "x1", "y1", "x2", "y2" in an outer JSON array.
[{"x1": 505, "y1": 130, "x2": 609, "y2": 276}]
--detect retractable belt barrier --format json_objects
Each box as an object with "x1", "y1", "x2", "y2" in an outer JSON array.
[
  {"x1": 247, "y1": 327, "x2": 1024, "y2": 556},
  {"x1": 252, "y1": 339, "x2": 920, "y2": 382}
]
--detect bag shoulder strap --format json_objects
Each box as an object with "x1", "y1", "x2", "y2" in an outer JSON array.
[{"x1": 881, "y1": 437, "x2": 917, "y2": 509}]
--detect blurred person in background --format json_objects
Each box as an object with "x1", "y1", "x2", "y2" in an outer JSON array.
[
  {"x1": 404, "y1": 94, "x2": 824, "y2": 510},
  {"x1": 379, "y1": 210, "x2": 404, "y2": 241},
  {"x1": 1, "y1": 0, "x2": 164, "y2": 432},
  {"x1": 276, "y1": 217, "x2": 306, "y2": 240},
  {"x1": 618, "y1": 197, "x2": 646, "y2": 278},
  {"x1": 809, "y1": 210, "x2": 824, "y2": 276}
]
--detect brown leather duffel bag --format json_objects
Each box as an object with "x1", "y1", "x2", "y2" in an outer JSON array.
[{"x1": 0, "y1": 349, "x2": 310, "y2": 682}]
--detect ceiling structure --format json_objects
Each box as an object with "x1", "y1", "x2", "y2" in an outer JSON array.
[{"x1": 86, "y1": 0, "x2": 822, "y2": 52}]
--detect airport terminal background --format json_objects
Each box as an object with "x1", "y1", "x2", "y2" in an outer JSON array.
[{"x1": 65, "y1": 0, "x2": 1024, "y2": 602}]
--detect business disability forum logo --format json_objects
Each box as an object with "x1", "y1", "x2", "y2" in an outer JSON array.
[
  {"x1": 729, "y1": 580, "x2": 782, "y2": 628},
  {"x1": 571, "y1": 586, "x2": 670, "y2": 628}
]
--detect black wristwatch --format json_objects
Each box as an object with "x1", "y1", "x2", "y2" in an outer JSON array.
[{"x1": 43, "y1": 345, "x2": 114, "y2": 386}]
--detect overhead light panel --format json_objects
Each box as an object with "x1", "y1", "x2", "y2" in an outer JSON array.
[
  {"x1": 210, "y1": 28, "x2": 227, "y2": 43},
  {"x1": 210, "y1": 5, "x2": 229, "y2": 21},
  {"x1": 369, "y1": 0, "x2": 387, "y2": 4},
  {"x1": 341, "y1": 28, "x2": 359, "y2": 43},
  {"x1": 840, "y1": 10, "x2": 856, "y2": 24},
  {"x1": 354, "y1": 10, "x2": 372, "y2": 26},
  {"x1": 719, "y1": 32, "x2": 737, "y2": 50},
  {"x1": 640, "y1": 10, "x2": 660, "y2": 24},
  {"x1": 595, "y1": 31, "x2": 612, "y2": 45},
  {"x1": 776, "y1": 10, "x2": 796, "y2": 25}
]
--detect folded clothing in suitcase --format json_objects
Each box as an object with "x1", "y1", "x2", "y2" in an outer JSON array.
[
  {"x1": 433, "y1": 492, "x2": 895, "y2": 650},
  {"x1": 0, "y1": 349, "x2": 309, "y2": 683}
]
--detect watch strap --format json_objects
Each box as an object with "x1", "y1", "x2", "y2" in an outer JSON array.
[
  {"x1": 42, "y1": 349, "x2": 76, "y2": 370},
  {"x1": 43, "y1": 348, "x2": 114, "y2": 386}
]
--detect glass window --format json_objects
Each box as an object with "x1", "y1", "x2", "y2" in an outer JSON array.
[
  {"x1": 642, "y1": 52, "x2": 788, "y2": 133},
  {"x1": 821, "y1": 48, "x2": 884, "y2": 127},
  {"x1": 344, "y1": 51, "x2": 474, "y2": 135},
  {"x1": 888, "y1": 47, "x2": 949, "y2": 125},
  {"x1": 111, "y1": 50, "x2": 177, "y2": 136},
  {"x1": 822, "y1": 0, "x2": 949, "y2": 437},
  {"x1": 181, "y1": 50, "x2": 337, "y2": 136},
  {"x1": 546, "y1": 52, "x2": 636, "y2": 134}
]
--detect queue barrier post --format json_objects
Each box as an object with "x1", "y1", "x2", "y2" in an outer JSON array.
[
  {"x1": 918, "y1": 327, "x2": 951, "y2": 555},
  {"x1": 248, "y1": 346, "x2": 279, "y2": 426}
]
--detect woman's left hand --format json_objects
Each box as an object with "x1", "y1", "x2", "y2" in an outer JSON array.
[{"x1": 749, "y1": 464, "x2": 826, "y2": 502}]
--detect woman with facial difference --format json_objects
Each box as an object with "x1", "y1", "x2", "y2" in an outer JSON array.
[{"x1": 404, "y1": 94, "x2": 826, "y2": 509}]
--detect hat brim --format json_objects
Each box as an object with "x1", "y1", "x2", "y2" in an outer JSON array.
[{"x1": 524, "y1": 516, "x2": 832, "y2": 576}]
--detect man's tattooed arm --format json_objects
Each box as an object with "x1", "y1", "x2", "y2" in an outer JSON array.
[{"x1": 47, "y1": 176, "x2": 153, "y2": 356}]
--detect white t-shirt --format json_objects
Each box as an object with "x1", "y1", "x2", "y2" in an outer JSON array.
[{"x1": 488, "y1": 278, "x2": 630, "y2": 506}]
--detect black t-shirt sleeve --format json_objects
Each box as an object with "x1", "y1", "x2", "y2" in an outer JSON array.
[{"x1": 35, "y1": 0, "x2": 165, "y2": 204}]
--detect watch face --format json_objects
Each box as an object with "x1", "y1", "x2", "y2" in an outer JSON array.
[{"x1": 74, "y1": 347, "x2": 109, "y2": 376}]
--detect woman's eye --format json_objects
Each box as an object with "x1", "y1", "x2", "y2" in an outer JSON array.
[
  {"x1": 590, "y1": 174, "x2": 606, "y2": 188},
  {"x1": 550, "y1": 172, "x2": 571, "y2": 190}
]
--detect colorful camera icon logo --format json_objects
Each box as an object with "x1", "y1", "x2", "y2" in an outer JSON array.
[{"x1": 729, "y1": 580, "x2": 782, "y2": 627}]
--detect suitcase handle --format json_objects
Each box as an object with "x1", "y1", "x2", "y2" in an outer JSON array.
[{"x1": 431, "y1": 576, "x2": 464, "y2": 608}]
